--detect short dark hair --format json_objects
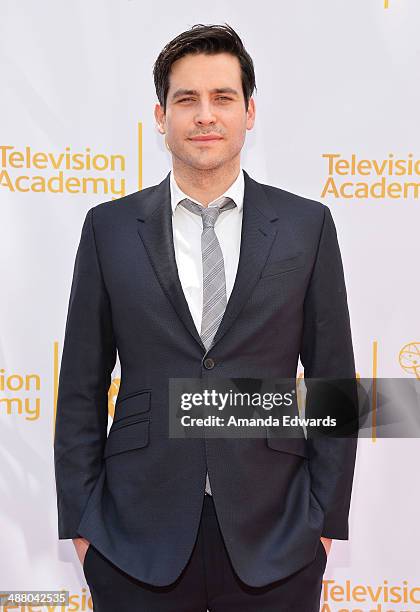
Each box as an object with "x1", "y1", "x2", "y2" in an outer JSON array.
[{"x1": 153, "y1": 23, "x2": 257, "y2": 112}]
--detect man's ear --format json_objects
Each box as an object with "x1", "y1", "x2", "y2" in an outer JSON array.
[
  {"x1": 154, "y1": 103, "x2": 166, "y2": 134},
  {"x1": 246, "y1": 96, "x2": 256, "y2": 130}
]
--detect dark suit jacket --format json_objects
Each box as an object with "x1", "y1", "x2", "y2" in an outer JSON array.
[{"x1": 53, "y1": 169, "x2": 358, "y2": 587}]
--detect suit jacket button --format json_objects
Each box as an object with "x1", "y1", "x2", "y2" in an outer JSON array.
[{"x1": 203, "y1": 357, "x2": 215, "y2": 369}]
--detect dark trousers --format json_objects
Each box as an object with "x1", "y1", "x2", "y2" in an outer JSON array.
[{"x1": 83, "y1": 493, "x2": 327, "y2": 611}]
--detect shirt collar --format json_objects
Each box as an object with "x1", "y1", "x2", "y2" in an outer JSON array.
[{"x1": 170, "y1": 167, "x2": 244, "y2": 215}]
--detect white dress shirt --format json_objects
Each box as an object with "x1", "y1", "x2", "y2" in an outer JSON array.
[{"x1": 170, "y1": 167, "x2": 245, "y2": 336}]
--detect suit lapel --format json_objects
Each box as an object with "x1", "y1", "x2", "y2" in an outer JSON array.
[
  {"x1": 136, "y1": 169, "x2": 279, "y2": 354},
  {"x1": 136, "y1": 172, "x2": 203, "y2": 350},
  {"x1": 210, "y1": 170, "x2": 279, "y2": 348}
]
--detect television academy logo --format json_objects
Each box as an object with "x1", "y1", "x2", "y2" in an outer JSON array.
[
  {"x1": 0, "y1": 123, "x2": 143, "y2": 199},
  {"x1": 399, "y1": 342, "x2": 420, "y2": 378}
]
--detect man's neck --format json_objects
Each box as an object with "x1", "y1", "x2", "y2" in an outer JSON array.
[{"x1": 172, "y1": 159, "x2": 241, "y2": 207}]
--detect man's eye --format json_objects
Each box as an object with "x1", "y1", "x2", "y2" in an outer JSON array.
[{"x1": 178, "y1": 96, "x2": 231, "y2": 103}]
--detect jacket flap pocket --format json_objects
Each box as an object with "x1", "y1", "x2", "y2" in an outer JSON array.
[
  {"x1": 266, "y1": 429, "x2": 308, "y2": 458},
  {"x1": 114, "y1": 389, "x2": 151, "y2": 421},
  {"x1": 261, "y1": 252, "x2": 304, "y2": 278},
  {"x1": 104, "y1": 418, "x2": 150, "y2": 458}
]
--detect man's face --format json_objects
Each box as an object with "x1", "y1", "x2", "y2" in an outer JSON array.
[{"x1": 154, "y1": 52, "x2": 255, "y2": 171}]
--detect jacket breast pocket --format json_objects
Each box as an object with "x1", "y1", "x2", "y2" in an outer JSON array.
[
  {"x1": 260, "y1": 252, "x2": 305, "y2": 279},
  {"x1": 265, "y1": 427, "x2": 309, "y2": 459},
  {"x1": 104, "y1": 417, "x2": 150, "y2": 459}
]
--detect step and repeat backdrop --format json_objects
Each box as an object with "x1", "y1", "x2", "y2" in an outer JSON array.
[{"x1": 1, "y1": 1, "x2": 419, "y2": 610}]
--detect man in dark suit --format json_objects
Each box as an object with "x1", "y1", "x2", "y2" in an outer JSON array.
[{"x1": 54, "y1": 23, "x2": 358, "y2": 611}]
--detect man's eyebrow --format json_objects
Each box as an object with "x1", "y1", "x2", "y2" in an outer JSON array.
[{"x1": 171, "y1": 87, "x2": 239, "y2": 100}]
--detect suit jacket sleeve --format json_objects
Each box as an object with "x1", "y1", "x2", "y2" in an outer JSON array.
[
  {"x1": 300, "y1": 205, "x2": 358, "y2": 540},
  {"x1": 54, "y1": 207, "x2": 117, "y2": 539}
]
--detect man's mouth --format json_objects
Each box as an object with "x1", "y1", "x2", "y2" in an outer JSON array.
[{"x1": 189, "y1": 135, "x2": 224, "y2": 142}]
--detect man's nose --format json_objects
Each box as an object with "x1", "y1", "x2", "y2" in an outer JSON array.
[{"x1": 194, "y1": 103, "x2": 217, "y2": 125}]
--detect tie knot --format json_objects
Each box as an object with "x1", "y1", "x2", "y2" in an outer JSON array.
[{"x1": 179, "y1": 196, "x2": 236, "y2": 229}]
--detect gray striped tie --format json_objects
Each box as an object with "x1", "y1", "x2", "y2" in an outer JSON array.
[
  {"x1": 179, "y1": 195, "x2": 236, "y2": 495},
  {"x1": 179, "y1": 196, "x2": 236, "y2": 350}
]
